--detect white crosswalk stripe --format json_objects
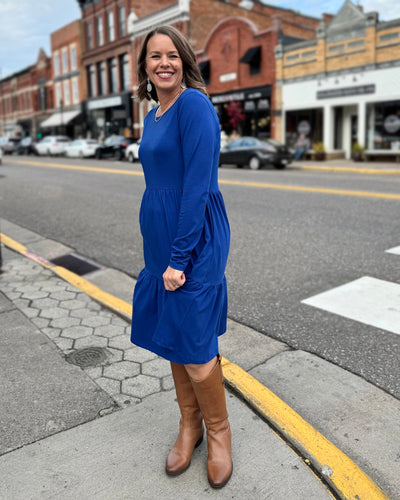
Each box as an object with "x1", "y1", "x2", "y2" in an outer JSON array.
[{"x1": 302, "y1": 276, "x2": 400, "y2": 336}]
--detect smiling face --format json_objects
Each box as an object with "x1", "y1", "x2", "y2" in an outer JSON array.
[{"x1": 145, "y1": 34, "x2": 183, "y2": 100}]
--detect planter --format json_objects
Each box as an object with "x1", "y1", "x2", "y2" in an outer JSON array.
[
  {"x1": 314, "y1": 152, "x2": 326, "y2": 161},
  {"x1": 352, "y1": 153, "x2": 364, "y2": 162}
]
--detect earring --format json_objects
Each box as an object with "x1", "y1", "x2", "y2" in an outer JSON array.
[
  {"x1": 181, "y1": 76, "x2": 187, "y2": 89},
  {"x1": 147, "y1": 77, "x2": 152, "y2": 93}
]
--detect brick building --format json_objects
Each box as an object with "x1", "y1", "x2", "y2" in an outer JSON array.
[
  {"x1": 275, "y1": 0, "x2": 400, "y2": 159},
  {"x1": 0, "y1": 49, "x2": 53, "y2": 138},
  {"x1": 128, "y1": 0, "x2": 321, "y2": 138},
  {"x1": 78, "y1": 0, "x2": 133, "y2": 140},
  {"x1": 40, "y1": 20, "x2": 83, "y2": 138}
]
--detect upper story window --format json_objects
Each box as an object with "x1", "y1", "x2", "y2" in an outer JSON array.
[
  {"x1": 87, "y1": 64, "x2": 97, "y2": 98},
  {"x1": 108, "y1": 57, "x2": 117, "y2": 93},
  {"x1": 55, "y1": 83, "x2": 62, "y2": 107},
  {"x1": 97, "y1": 61, "x2": 106, "y2": 95},
  {"x1": 379, "y1": 32, "x2": 399, "y2": 42},
  {"x1": 62, "y1": 48, "x2": 69, "y2": 74},
  {"x1": 107, "y1": 11, "x2": 115, "y2": 42},
  {"x1": 86, "y1": 21, "x2": 93, "y2": 50},
  {"x1": 70, "y1": 45, "x2": 77, "y2": 71},
  {"x1": 72, "y1": 78, "x2": 79, "y2": 104},
  {"x1": 53, "y1": 52, "x2": 60, "y2": 76},
  {"x1": 63, "y1": 80, "x2": 71, "y2": 106},
  {"x1": 97, "y1": 16, "x2": 104, "y2": 46},
  {"x1": 119, "y1": 53, "x2": 129, "y2": 91},
  {"x1": 118, "y1": 5, "x2": 126, "y2": 37}
]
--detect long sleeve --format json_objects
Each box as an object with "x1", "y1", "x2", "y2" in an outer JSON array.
[{"x1": 168, "y1": 92, "x2": 218, "y2": 271}]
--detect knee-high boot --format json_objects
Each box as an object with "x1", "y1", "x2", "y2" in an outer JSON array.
[
  {"x1": 166, "y1": 362, "x2": 204, "y2": 476},
  {"x1": 190, "y1": 355, "x2": 232, "y2": 488}
]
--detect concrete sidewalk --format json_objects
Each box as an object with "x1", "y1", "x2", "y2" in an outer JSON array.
[{"x1": 1, "y1": 219, "x2": 399, "y2": 499}]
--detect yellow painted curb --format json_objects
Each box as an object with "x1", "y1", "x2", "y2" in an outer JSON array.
[
  {"x1": 1, "y1": 232, "x2": 389, "y2": 500},
  {"x1": 298, "y1": 165, "x2": 400, "y2": 175},
  {"x1": 221, "y1": 357, "x2": 389, "y2": 500}
]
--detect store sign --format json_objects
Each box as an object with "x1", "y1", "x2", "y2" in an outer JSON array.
[
  {"x1": 219, "y1": 72, "x2": 237, "y2": 83},
  {"x1": 212, "y1": 92, "x2": 245, "y2": 104},
  {"x1": 384, "y1": 115, "x2": 400, "y2": 134},
  {"x1": 88, "y1": 96, "x2": 123, "y2": 110},
  {"x1": 317, "y1": 84, "x2": 375, "y2": 99}
]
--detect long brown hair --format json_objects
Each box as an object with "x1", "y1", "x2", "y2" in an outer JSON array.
[{"x1": 137, "y1": 25, "x2": 208, "y2": 102}]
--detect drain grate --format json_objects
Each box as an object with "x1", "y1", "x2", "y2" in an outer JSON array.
[
  {"x1": 66, "y1": 347, "x2": 109, "y2": 368},
  {"x1": 51, "y1": 253, "x2": 101, "y2": 276}
]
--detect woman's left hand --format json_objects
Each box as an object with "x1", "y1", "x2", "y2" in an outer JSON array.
[{"x1": 163, "y1": 266, "x2": 186, "y2": 291}]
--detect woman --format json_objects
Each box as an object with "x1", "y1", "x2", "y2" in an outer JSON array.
[{"x1": 130, "y1": 26, "x2": 232, "y2": 488}]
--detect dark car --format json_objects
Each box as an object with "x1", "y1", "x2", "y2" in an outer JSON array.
[
  {"x1": 95, "y1": 135, "x2": 134, "y2": 160},
  {"x1": 219, "y1": 136, "x2": 293, "y2": 170},
  {"x1": 17, "y1": 137, "x2": 38, "y2": 155}
]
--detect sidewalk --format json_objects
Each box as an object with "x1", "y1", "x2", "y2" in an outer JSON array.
[
  {"x1": 1, "y1": 219, "x2": 399, "y2": 499},
  {"x1": 289, "y1": 157, "x2": 400, "y2": 173}
]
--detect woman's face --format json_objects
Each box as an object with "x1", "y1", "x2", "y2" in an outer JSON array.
[{"x1": 145, "y1": 34, "x2": 183, "y2": 97}]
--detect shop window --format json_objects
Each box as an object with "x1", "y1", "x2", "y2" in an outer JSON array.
[
  {"x1": 285, "y1": 109, "x2": 323, "y2": 148},
  {"x1": 118, "y1": 5, "x2": 126, "y2": 37},
  {"x1": 239, "y1": 46, "x2": 261, "y2": 75},
  {"x1": 366, "y1": 101, "x2": 400, "y2": 150}
]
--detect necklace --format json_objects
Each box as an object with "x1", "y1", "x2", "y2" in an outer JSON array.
[{"x1": 154, "y1": 88, "x2": 183, "y2": 122}]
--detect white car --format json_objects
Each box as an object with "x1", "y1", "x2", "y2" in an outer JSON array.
[
  {"x1": 65, "y1": 139, "x2": 100, "y2": 158},
  {"x1": 35, "y1": 135, "x2": 71, "y2": 156},
  {"x1": 125, "y1": 140, "x2": 140, "y2": 162}
]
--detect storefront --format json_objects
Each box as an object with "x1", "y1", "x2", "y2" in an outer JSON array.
[
  {"x1": 211, "y1": 86, "x2": 271, "y2": 138},
  {"x1": 83, "y1": 91, "x2": 133, "y2": 140}
]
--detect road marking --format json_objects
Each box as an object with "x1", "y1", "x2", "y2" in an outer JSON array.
[
  {"x1": 1, "y1": 231, "x2": 389, "y2": 500},
  {"x1": 9, "y1": 158, "x2": 400, "y2": 201},
  {"x1": 298, "y1": 165, "x2": 400, "y2": 175},
  {"x1": 302, "y1": 276, "x2": 400, "y2": 335},
  {"x1": 386, "y1": 245, "x2": 400, "y2": 255}
]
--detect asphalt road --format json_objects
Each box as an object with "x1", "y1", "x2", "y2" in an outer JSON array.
[{"x1": 1, "y1": 155, "x2": 399, "y2": 399}]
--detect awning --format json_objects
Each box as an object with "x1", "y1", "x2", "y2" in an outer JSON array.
[
  {"x1": 40, "y1": 110, "x2": 81, "y2": 128},
  {"x1": 239, "y1": 46, "x2": 261, "y2": 65}
]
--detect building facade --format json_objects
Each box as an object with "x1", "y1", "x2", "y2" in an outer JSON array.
[
  {"x1": 78, "y1": 0, "x2": 133, "y2": 140},
  {"x1": 0, "y1": 49, "x2": 53, "y2": 138},
  {"x1": 128, "y1": 0, "x2": 320, "y2": 138},
  {"x1": 41, "y1": 20, "x2": 83, "y2": 137},
  {"x1": 275, "y1": 0, "x2": 400, "y2": 159}
]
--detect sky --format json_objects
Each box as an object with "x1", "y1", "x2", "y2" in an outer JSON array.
[{"x1": 0, "y1": 0, "x2": 400, "y2": 78}]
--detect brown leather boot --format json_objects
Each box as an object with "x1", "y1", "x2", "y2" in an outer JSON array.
[
  {"x1": 190, "y1": 355, "x2": 232, "y2": 488},
  {"x1": 165, "y1": 362, "x2": 203, "y2": 476}
]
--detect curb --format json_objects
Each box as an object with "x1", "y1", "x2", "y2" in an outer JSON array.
[{"x1": 1, "y1": 232, "x2": 389, "y2": 500}]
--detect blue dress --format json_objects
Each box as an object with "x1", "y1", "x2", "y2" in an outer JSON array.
[{"x1": 130, "y1": 88, "x2": 230, "y2": 364}]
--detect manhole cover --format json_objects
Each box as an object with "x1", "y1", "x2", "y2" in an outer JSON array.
[
  {"x1": 51, "y1": 253, "x2": 101, "y2": 276},
  {"x1": 66, "y1": 347, "x2": 109, "y2": 368}
]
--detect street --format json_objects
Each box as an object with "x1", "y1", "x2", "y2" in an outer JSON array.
[{"x1": 1, "y1": 155, "x2": 399, "y2": 399}]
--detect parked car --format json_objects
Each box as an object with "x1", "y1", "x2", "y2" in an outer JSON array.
[
  {"x1": 95, "y1": 135, "x2": 134, "y2": 160},
  {"x1": 219, "y1": 136, "x2": 293, "y2": 170},
  {"x1": 125, "y1": 140, "x2": 141, "y2": 162},
  {"x1": 2, "y1": 136, "x2": 21, "y2": 155},
  {"x1": 65, "y1": 138, "x2": 100, "y2": 158},
  {"x1": 35, "y1": 135, "x2": 71, "y2": 156},
  {"x1": 17, "y1": 137, "x2": 38, "y2": 155}
]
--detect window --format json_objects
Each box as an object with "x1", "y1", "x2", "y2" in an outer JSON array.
[
  {"x1": 53, "y1": 52, "x2": 60, "y2": 76},
  {"x1": 86, "y1": 21, "x2": 93, "y2": 50},
  {"x1": 97, "y1": 16, "x2": 104, "y2": 46},
  {"x1": 62, "y1": 48, "x2": 69, "y2": 74},
  {"x1": 329, "y1": 44, "x2": 345, "y2": 52},
  {"x1": 97, "y1": 61, "x2": 106, "y2": 95},
  {"x1": 55, "y1": 83, "x2": 62, "y2": 106},
  {"x1": 108, "y1": 57, "x2": 117, "y2": 93},
  {"x1": 347, "y1": 40, "x2": 364, "y2": 49},
  {"x1": 63, "y1": 80, "x2": 71, "y2": 106},
  {"x1": 70, "y1": 45, "x2": 77, "y2": 71},
  {"x1": 107, "y1": 11, "x2": 115, "y2": 42},
  {"x1": 379, "y1": 32, "x2": 399, "y2": 42},
  {"x1": 119, "y1": 53, "x2": 129, "y2": 91},
  {"x1": 87, "y1": 65, "x2": 97, "y2": 97},
  {"x1": 39, "y1": 87, "x2": 46, "y2": 111},
  {"x1": 118, "y1": 5, "x2": 126, "y2": 37},
  {"x1": 366, "y1": 101, "x2": 400, "y2": 150},
  {"x1": 72, "y1": 78, "x2": 79, "y2": 104}
]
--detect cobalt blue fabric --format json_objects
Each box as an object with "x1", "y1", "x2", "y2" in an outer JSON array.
[{"x1": 130, "y1": 88, "x2": 230, "y2": 364}]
